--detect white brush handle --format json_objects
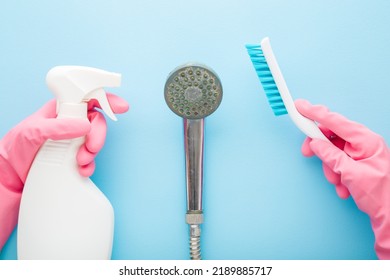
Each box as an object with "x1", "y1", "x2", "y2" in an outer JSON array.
[{"x1": 261, "y1": 37, "x2": 329, "y2": 142}]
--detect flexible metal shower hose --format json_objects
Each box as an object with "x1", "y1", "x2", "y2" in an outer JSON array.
[{"x1": 189, "y1": 225, "x2": 201, "y2": 260}]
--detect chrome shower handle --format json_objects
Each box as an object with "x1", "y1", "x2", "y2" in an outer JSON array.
[
  {"x1": 184, "y1": 118, "x2": 204, "y2": 260},
  {"x1": 184, "y1": 118, "x2": 204, "y2": 212}
]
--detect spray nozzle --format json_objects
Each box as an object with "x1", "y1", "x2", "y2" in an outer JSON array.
[{"x1": 46, "y1": 66, "x2": 122, "y2": 121}]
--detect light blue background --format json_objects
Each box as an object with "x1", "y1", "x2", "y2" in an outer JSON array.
[{"x1": 1, "y1": 0, "x2": 390, "y2": 260}]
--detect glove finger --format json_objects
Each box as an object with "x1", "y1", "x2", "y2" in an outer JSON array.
[
  {"x1": 77, "y1": 144, "x2": 97, "y2": 166},
  {"x1": 335, "y1": 183, "x2": 351, "y2": 199},
  {"x1": 301, "y1": 137, "x2": 314, "y2": 157},
  {"x1": 322, "y1": 163, "x2": 350, "y2": 198},
  {"x1": 323, "y1": 163, "x2": 341, "y2": 185},
  {"x1": 37, "y1": 118, "x2": 90, "y2": 142},
  {"x1": 295, "y1": 99, "x2": 374, "y2": 149},
  {"x1": 85, "y1": 110, "x2": 107, "y2": 153},
  {"x1": 309, "y1": 138, "x2": 355, "y2": 174},
  {"x1": 78, "y1": 161, "x2": 96, "y2": 177},
  {"x1": 88, "y1": 93, "x2": 129, "y2": 114}
]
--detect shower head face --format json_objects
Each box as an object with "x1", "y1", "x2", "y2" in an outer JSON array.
[{"x1": 164, "y1": 63, "x2": 223, "y2": 119}]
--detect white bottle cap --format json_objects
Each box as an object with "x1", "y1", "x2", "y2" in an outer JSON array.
[{"x1": 46, "y1": 66, "x2": 122, "y2": 121}]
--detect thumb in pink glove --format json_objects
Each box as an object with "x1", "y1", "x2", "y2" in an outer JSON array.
[{"x1": 295, "y1": 99, "x2": 390, "y2": 259}]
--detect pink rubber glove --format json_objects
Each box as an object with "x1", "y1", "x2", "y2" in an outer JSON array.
[
  {"x1": 0, "y1": 93, "x2": 129, "y2": 251},
  {"x1": 295, "y1": 99, "x2": 390, "y2": 259}
]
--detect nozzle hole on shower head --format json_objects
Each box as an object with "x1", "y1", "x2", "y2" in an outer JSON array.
[{"x1": 164, "y1": 63, "x2": 223, "y2": 119}]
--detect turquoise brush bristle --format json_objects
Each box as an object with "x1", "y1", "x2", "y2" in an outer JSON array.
[
  {"x1": 246, "y1": 38, "x2": 330, "y2": 142},
  {"x1": 245, "y1": 44, "x2": 287, "y2": 116}
]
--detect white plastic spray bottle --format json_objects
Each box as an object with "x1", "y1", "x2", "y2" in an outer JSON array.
[{"x1": 17, "y1": 66, "x2": 121, "y2": 259}]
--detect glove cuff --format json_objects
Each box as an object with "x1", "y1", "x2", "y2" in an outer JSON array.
[{"x1": 372, "y1": 206, "x2": 390, "y2": 259}]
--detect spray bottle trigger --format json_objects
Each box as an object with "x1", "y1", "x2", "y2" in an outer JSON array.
[{"x1": 84, "y1": 88, "x2": 118, "y2": 121}]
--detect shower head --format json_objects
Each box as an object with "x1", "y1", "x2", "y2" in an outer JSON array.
[
  {"x1": 164, "y1": 63, "x2": 223, "y2": 119},
  {"x1": 164, "y1": 62, "x2": 222, "y2": 260}
]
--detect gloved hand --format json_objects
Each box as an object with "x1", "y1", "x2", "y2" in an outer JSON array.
[
  {"x1": 295, "y1": 99, "x2": 390, "y2": 259},
  {"x1": 0, "y1": 93, "x2": 129, "y2": 251}
]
